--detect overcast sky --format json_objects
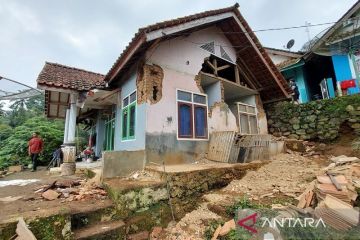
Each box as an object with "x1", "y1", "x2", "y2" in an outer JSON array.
[{"x1": 0, "y1": 0, "x2": 357, "y2": 88}]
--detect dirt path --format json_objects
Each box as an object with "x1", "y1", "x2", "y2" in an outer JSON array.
[{"x1": 162, "y1": 152, "x2": 329, "y2": 239}]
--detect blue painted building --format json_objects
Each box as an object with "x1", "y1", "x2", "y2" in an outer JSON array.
[{"x1": 311, "y1": 1, "x2": 360, "y2": 96}]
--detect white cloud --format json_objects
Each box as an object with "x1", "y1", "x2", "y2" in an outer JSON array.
[{"x1": 4, "y1": 2, "x2": 42, "y2": 33}]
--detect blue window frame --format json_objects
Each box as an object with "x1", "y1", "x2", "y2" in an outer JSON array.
[{"x1": 177, "y1": 90, "x2": 208, "y2": 139}]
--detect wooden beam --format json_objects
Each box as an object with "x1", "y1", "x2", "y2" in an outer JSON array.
[
  {"x1": 94, "y1": 89, "x2": 121, "y2": 102},
  {"x1": 232, "y1": 14, "x2": 290, "y2": 97},
  {"x1": 213, "y1": 58, "x2": 218, "y2": 76},
  {"x1": 56, "y1": 92, "x2": 61, "y2": 118},
  {"x1": 237, "y1": 57, "x2": 259, "y2": 89},
  {"x1": 206, "y1": 60, "x2": 216, "y2": 71},
  {"x1": 217, "y1": 64, "x2": 231, "y2": 71}
]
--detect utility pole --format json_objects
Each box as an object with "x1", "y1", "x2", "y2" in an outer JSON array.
[{"x1": 305, "y1": 21, "x2": 311, "y2": 42}]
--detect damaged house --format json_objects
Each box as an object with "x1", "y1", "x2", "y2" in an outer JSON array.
[{"x1": 37, "y1": 4, "x2": 291, "y2": 178}]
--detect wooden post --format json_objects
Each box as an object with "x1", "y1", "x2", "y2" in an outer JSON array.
[{"x1": 235, "y1": 66, "x2": 240, "y2": 85}]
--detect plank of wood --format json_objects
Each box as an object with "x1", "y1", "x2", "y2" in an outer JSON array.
[
  {"x1": 327, "y1": 173, "x2": 343, "y2": 191},
  {"x1": 317, "y1": 175, "x2": 347, "y2": 185}
]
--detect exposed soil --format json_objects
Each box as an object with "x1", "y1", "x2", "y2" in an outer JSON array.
[
  {"x1": 162, "y1": 152, "x2": 329, "y2": 239},
  {"x1": 326, "y1": 125, "x2": 359, "y2": 157}
]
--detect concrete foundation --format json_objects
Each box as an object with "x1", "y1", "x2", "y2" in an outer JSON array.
[
  {"x1": 102, "y1": 150, "x2": 146, "y2": 179},
  {"x1": 145, "y1": 133, "x2": 208, "y2": 165}
]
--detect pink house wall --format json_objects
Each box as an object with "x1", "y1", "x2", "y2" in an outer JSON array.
[{"x1": 145, "y1": 26, "x2": 238, "y2": 135}]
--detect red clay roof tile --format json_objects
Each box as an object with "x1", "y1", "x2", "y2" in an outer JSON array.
[{"x1": 37, "y1": 62, "x2": 105, "y2": 91}]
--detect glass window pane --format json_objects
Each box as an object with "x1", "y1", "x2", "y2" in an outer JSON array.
[
  {"x1": 248, "y1": 106, "x2": 256, "y2": 114},
  {"x1": 238, "y1": 104, "x2": 246, "y2": 112},
  {"x1": 195, "y1": 106, "x2": 207, "y2": 137},
  {"x1": 122, "y1": 108, "x2": 128, "y2": 138},
  {"x1": 249, "y1": 116, "x2": 258, "y2": 134},
  {"x1": 123, "y1": 97, "x2": 129, "y2": 107},
  {"x1": 130, "y1": 91, "x2": 136, "y2": 103},
  {"x1": 129, "y1": 105, "x2": 136, "y2": 137},
  {"x1": 194, "y1": 94, "x2": 206, "y2": 104},
  {"x1": 177, "y1": 90, "x2": 192, "y2": 102},
  {"x1": 240, "y1": 114, "x2": 249, "y2": 134},
  {"x1": 179, "y1": 104, "x2": 192, "y2": 137}
]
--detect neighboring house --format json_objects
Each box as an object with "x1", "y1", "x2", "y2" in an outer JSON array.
[
  {"x1": 311, "y1": 0, "x2": 360, "y2": 96},
  {"x1": 37, "y1": 4, "x2": 291, "y2": 177},
  {"x1": 266, "y1": 46, "x2": 338, "y2": 103},
  {"x1": 265, "y1": 48, "x2": 310, "y2": 103}
]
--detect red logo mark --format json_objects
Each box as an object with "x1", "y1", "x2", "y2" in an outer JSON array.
[{"x1": 237, "y1": 213, "x2": 258, "y2": 234}]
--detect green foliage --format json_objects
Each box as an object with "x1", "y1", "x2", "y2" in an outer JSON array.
[
  {"x1": 0, "y1": 116, "x2": 64, "y2": 169},
  {"x1": 0, "y1": 123, "x2": 12, "y2": 141},
  {"x1": 204, "y1": 219, "x2": 225, "y2": 240},
  {"x1": 226, "y1": 196, "x2": 267, "y2": 216}
]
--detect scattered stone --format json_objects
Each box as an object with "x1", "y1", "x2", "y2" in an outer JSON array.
[
  {"x1": 16, "y1": 218, "x2": 37, "y2": 240},
  {"x1": 128, "y1": 231, "x2": 149, "y2": 240},
  {"x1": 211, "y1": 225, "x2": 222, "y2": 240},
  {"x1": 150, "y1": 227, "x2": 163, "y2": 239},
  {"x1": 41, "y1": 189, "x2": 60, "y2": 201},
  {"x1": 218, "y1": 219, "x2": 235, "y2": 237},
  {"x1": 8, "y1": 165, "x2": 23, "y2": 172}
]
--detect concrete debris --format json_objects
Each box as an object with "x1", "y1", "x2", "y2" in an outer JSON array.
[
  {"x1": 15, "y1": 217, "x2": 37, "y2": 240},
  {"x1": 330, "y1": 155, "x2": 360, "y2": 165},
  {"x1": 211, "y1": 225, "x2": 221, "y2": 240},
  {"x1": 36, "y1": 177, "x2": 107, "y2": 202},
  {"x1": 128, "y1": 231, "x2": 149, "y2": 240},
  {"x1": 41, "y1": 189, "x2": 60, "y2": 201},
  {"x1": 150, "y1": 227, "x2": 163, "y2": 239},
  {"x1": 218, "y1": 219, "x2": 235, "y2": 236}
]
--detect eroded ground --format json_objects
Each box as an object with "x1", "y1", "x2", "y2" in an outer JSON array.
[{"x1": 162, "y1": 152, "x2": 330, "y2": 240}]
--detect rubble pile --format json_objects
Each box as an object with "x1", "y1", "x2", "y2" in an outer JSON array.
[
  {"x1": 296, "y1": 155, "x2": 360, "y2": 230},
  {"x1": 35, "y1": 178, "x2": 107, "y2": 202},
  {"x1": 223, "y1": 152, "x2": 320, "y2": 200}
]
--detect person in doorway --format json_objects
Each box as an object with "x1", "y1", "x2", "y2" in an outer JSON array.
[
  {"x1": 28, "y1": 132, "x2": 43, "y2": 172},
  {"x1": 289, "y1": 79, "x2": 300, "y2": 104}
]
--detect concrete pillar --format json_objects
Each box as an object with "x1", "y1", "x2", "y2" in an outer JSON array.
[
  {"x1": 67, "y1": 94, "x2": 77, "y2": 144},
  {"x1": 63, "y1": 109, "x2": 70, "y2": 144},
  {"x1": 61, "y1": 94, "x2": 77, "y2": 176}
]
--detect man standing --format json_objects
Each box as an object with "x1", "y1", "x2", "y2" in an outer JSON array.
[
  {"x1": 289, "y1": 79, "x2": 300, "y2": 104},
  {"x1": 28, "y1": 132, "x2": 43, "y2": 172}
]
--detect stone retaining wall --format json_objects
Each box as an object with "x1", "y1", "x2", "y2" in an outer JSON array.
[{"x1": 266, "y1": 95, "x2": 360, "y2": 141}]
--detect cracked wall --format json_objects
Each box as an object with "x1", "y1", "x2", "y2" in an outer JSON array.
[{"x1": 137, "y1": 64, "x2": 164, "y2": 104}]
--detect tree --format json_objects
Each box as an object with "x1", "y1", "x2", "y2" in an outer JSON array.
[
  {"x1": 0, "y1": 102, "x2": 4, "y2": 116},
  {"x1": 0, "y1": 117, "x2": 64, "y2": 169}
]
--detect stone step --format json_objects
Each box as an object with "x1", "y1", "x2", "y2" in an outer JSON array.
[
  {"x1": 71, "y1": 200, "x2": 116, "y2": 230},
  {"x1": 73, "y1": 220, "x2": 125, "y2": 240}
]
